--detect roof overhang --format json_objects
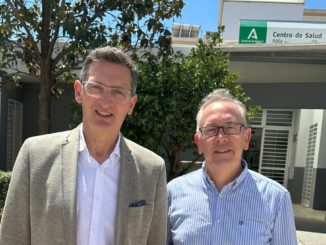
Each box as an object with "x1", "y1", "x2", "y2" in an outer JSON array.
[{"x1": 221, "y1": 42, "x2": 326, "y2": 64}]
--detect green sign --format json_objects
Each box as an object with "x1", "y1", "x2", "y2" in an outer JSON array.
[{"x1": 239, "y1": 20, "x2": 267, "y2": 44}]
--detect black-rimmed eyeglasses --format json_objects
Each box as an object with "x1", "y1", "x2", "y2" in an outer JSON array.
[
  {"x1": 199, "y1": 122, "x2": 246, "y2": 138},
  {"x1": 82, "y1": 81, "x2": 132, "y2": 103}
]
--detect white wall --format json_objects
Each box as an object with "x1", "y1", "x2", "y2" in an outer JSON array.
[
  {"x1": 317, "y1": 111, "x2": 326, "y2": 168},
  {"x1": 222, "y1": 2, "x2": 304, "y2": 41},
  {"x1": 295, "y1": 109, "x2": 324, "y2": 168}
]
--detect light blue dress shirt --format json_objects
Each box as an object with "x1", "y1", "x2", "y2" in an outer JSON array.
[{"x1": 167, "y1": 161, "x2": 297, "y2": 245}]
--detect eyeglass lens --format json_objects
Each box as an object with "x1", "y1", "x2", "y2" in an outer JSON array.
[
  {"x1": 200, "y1": 123, "x2": 244, "y2": 137},
  {"x1": 84, "y1": 82, "x2": 131, "y2": 102}
]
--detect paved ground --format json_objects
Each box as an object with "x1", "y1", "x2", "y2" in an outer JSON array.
[
  {"x1": 294, "y1": 204, "x2": 326, "y2": 244},
  {"x1": 297, "y1": 231, "x2": 326, "y2": 245}
]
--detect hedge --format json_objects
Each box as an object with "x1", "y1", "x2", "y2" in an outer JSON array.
[{"x1": 0, "y1": 171, "x2": 11, "y2": 222}]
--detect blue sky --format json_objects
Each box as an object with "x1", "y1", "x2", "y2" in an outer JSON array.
[{"x1": 167, "y1": 0, "x2": 326, "y2": 37}]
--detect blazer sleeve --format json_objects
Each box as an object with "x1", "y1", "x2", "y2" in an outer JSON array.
[
  {"x1": 0, "y1": 139, "x2": 31, "y2": 245},
  {"x1": 146, "y1": 162, "x2": 168, "y2": 245}
]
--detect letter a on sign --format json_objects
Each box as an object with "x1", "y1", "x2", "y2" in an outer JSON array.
[{"x1": 248, "y1": 28, "x2": 258, "y2": 39}]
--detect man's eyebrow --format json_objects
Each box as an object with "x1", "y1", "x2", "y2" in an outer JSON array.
[
  {"x1": 225, "y1": 121, "x2": 239, "y2": 124},
  {"x1": 88, "y1": 80, "x2": 103, "y2": 84},
  {"x1": 206, "y1": 121, "x2": 239, "y2": 126}
]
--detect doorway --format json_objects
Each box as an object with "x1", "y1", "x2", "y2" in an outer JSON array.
[{"x1": 243, "y1": 127, "x2": 262, "y2": 173}]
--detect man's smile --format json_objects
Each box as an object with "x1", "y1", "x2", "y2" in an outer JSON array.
[{"x1": 96, "y1": 110, "x2": 113, "y2": 117}]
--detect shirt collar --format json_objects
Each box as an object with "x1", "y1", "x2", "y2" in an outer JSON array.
[
  {"x1": 202, "y1": 160, "x2": 249, "y2": 193},
  {"x1": 78, "y1": 123, "x2": 121, "y2": 160}
]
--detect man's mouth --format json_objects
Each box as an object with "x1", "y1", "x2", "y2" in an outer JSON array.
[
  {"x1": 214, "y1": 149, "x2": 231, "y2": 153},
  {"x1": 96, "y1": 110, "x2": 113, "y2": 117}
]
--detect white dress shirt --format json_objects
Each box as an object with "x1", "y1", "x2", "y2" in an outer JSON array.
[{"x1": 77, "y1": 125, "x2": 121, "y2": 245}]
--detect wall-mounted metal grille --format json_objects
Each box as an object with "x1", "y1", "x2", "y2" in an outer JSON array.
[
  {"x1": 260, "y1": 129, "x2": 290, "y2": 184},
  {"x1": 6, "y1": 99, "x2": 23, "y2": 170},
  {"x1": 266, "y1": 110, "x2": 293, "y2": 127},
  {"x1": 301, "y1": 123, "x2": 318, "y2": 207},
  {"x1": 260, "y1": 169, "x2": 285, "y2": 182}
]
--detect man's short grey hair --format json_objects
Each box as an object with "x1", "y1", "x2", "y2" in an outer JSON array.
[
  {"x1": 196, "y1": 88, "x2": 248, "y2": 131},
  {"x1": 80, "y1": 46, "x2": 137, "y2": 95}
]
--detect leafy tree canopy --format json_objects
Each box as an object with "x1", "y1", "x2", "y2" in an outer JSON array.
[
  {"x1": 0, "y1": 0, "x2": 184, "y2": 134},
  {"x1": 122, "y1": 32, "x2": 261, "y2": 179}
]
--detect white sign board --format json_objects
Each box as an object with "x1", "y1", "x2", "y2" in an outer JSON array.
[
  {"x1": 239, "y1": 20, "x2": 326, "y2": 44},
  {"x1": 267, "y1": 21, "x2": 326, "y2": 44}
]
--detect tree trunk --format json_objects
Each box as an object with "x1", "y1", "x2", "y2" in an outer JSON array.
[
  {"x1": 38, "y1": 63, "x2": 51, "y2": 135},
  {"x1": 168, "y1": 143, "x2": 183, "y2": 180},
  {"x1": 38, "y1": 3, "x2": 52, "y2": 135}
]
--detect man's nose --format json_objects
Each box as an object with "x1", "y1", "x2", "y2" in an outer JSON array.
[
  {"x1": 99, "y1": 91, "x2": 114, "y2": 104},
  {"x1": 214, "y1": 128, "x2": 227, "y2": 141},
  {"x1": 216, "y1": 127, "x2": 225, "y2": 136}
]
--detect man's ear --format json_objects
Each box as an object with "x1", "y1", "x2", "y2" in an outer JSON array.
[
  {"x1": 194, "y1": 132, "x2": 203, "y2": 155},
  {"x1": 127, "y1": 95, "x2": 138, "y2": 115},
  {"x1": 74, "y1": 80, "x2": 83, "y2": 104},
  {"x1": 243, "y1": 128, "x2": 252, "y2": 151}
]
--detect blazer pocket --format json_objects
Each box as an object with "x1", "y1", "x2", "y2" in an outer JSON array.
[{"x1": 127, "y1": 205, "x2": 153, "y2": 238}]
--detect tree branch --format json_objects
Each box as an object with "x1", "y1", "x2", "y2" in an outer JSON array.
[
  {"x1": 48, "y1": 0, "x2": 67, "y2": 63},
  {"x1": 52, "y1": 6, "x2": 108, "y2": 66},
  {"x1": 40, "y1": 0, "x2": 52, "y2": 66},
  {"x1": 6, "y1": 0, "x2": 41, "y2": 62}
]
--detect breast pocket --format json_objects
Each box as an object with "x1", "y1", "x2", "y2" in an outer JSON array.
[
  {"x1": 226, "y1": 217, "x2": 272, "y2": 245},
  {"x1": 127, "y1": 205, "x2": 153, "y2": 238}
]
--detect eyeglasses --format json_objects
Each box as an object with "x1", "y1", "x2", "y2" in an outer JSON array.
[
  {"x1": 199, "y1": 122, "x2": 246, "y2": 138},
  {"x1": 82, "y1": 81, "x2": 132, "y2": 103}
]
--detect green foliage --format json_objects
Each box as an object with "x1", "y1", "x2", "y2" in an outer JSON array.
[
  {"x1": 122, "y1": 32, "x2": 260, "y2": 179},
  {"x1": 0, "y1": 0, "x2": 184, "y2": 133},
  {"x1": 0, "y1": 171, "x2": 11, "y2": 222},
  {"x1": 69, "y1": 101, "x2": 82, "y2": 129}
]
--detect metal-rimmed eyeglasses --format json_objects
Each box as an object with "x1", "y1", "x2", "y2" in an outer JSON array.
[
  {"x1": 82, "y1": 81, "x2": 132, "y2": 103},
  {"x1": 199, "y1": 122, "x2": 246, "y2": 138}
]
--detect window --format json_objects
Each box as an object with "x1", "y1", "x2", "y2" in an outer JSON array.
[{"x1": 6, "y1": 99, "x2": 23, "y2": 170}]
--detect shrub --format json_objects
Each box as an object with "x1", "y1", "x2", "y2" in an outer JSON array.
[{"x1": 0, "y1": 171, "x2": 11, "y2": 222}]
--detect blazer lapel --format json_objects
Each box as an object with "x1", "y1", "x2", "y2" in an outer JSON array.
[
  {"x1": 61, "y1": 127, "x2": 79, "y2": 245},
  {"x1": 113, "y1": 137, "x2": 136, "y2": 245}
]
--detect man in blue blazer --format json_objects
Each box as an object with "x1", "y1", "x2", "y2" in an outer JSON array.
[{"x1": 0, "y1": 46, "x2": 167, "y2": 245}]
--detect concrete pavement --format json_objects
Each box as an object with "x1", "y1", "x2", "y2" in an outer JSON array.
[
  {"x1": 294, "y1": 204, "x2": 326, "y2": 244},
  {"x1": 297, "y1": 231, "x2": 326, "y2": 245}
]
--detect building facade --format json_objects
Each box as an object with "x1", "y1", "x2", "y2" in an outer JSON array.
[{"x1": 220, "y1": 0, "x2": 326, "y2": 209}]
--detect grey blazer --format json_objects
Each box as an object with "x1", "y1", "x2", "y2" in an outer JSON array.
[{"x1": 0, "y1": 126, "x2": 167, "y2": 245}]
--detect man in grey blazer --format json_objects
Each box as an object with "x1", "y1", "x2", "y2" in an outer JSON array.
[{"x1": 0, "y1": 46, "x2": 167, "y2": 245}]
